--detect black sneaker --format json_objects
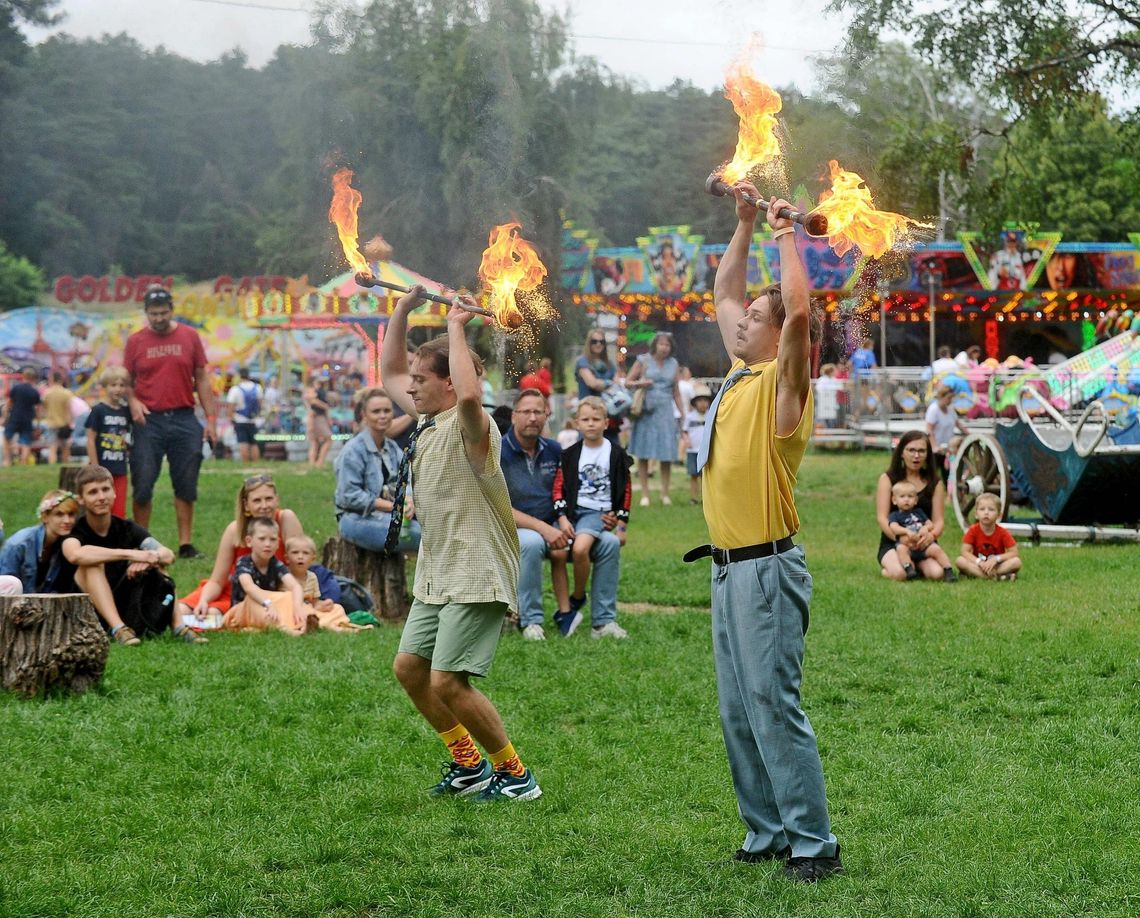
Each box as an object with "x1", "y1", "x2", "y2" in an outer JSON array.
[
  {"x1": 782, "y1": 844, "x2": 844, "y2": 883},
  {"x1": 943, "y1": 568, "x2": 958, "y2": 582},
  {"x1": 178, "y1": 543, "x2": 205, "y2": 560},
  {"x1": 733, "y1": 846, "x2": 791, "y2": 864}
]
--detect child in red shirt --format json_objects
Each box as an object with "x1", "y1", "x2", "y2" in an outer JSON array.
[{"x1": 956, "y1": 492, "x2": 1022, "y2": 580}]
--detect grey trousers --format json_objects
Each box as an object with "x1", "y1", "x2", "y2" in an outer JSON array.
[{"x1": 711, "y1": 544, "x2": 838, "y2": 858}]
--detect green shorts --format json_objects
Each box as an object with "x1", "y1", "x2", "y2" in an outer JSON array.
[{"x1": 397, "y1": 599, "x2": 507, "y2": 677}]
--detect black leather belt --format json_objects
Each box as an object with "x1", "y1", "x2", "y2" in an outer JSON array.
[{"x1": 683, "y1": 536, "x2": 796, "y2": 565}]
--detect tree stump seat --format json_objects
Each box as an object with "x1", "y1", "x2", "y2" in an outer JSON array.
[
  {"x1": 321, "y1": 537, "x2": 410, "y2": 622},
  {"x1": 0, "y1": 593, "x2": 109, "y2": 697}
]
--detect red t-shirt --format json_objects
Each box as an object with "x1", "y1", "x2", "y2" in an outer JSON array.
[
  {"x1": 124, "y1": 323, "x2": 207, "y2": 411},
  {"x1": 963, "y1": 523, "x2": 1016, "y2": 559}
]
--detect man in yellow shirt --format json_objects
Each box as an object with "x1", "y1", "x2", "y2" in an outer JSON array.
[
  {"x1": 42, "y1": 372, "x2": 76, "y2": 465},
  {"x1": 687, "y1": 181, "x2": 841, "y2": 882}
]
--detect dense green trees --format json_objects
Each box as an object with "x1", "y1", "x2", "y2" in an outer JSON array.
[{"x1": 0, "y1": 0, "x2": 1134, "y2": 303}]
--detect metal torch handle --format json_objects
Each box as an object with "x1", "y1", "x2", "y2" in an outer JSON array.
[
  {"x1": 354, "y1": 273, "x2": 498, "y2": 319},
  {"x1": 705, "y1": 175, "x2": 828, "y2": 237}
]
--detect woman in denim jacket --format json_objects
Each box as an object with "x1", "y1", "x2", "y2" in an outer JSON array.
[
  {"x1": 0, "y1": 490, "x2": 80, "y2": 595},
  {"x1": 334, "y1": 388, "x2": 421, "y2": 552}
]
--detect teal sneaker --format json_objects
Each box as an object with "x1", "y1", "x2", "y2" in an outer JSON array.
[
  {"x1": 473, "y1": 768, "x2": 542, "y2": 803},
  {"x1": 429, "y1": 759, "x2": 493, "y2": 797}
]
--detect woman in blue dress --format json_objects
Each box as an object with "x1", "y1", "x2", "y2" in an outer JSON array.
[{"x1": 626, "y1": 332, "x2": 685, "y2": 506}]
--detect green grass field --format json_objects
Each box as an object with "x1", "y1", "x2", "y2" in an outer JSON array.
[{"x1": 1, "y1": 452, "x2": 1137, "y2": 917}]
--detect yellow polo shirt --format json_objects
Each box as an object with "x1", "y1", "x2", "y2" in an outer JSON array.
[{"x1": 702, "y1": 358, "x2": 813, "y2": 548}]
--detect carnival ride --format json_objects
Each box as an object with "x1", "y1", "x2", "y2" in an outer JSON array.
[{"x1": 949, "y1": 331, "x2": 1140, "y2": 542}]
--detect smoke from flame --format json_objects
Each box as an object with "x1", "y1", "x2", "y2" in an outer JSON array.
[
  {"x1": 814, "y1": 160, "x2": 930, "y2": 259},
  {"x1": 478, "y1": 222, "x2": 547, "y2": 329},
  {"x1": 328, "y1": 168, "x2": 369, "y2": 274}
]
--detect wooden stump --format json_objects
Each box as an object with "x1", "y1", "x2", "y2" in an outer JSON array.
[
  {"x1": 0, "y1": 593, "x2": 109, "y2": 697},
  {"x1": 58, "y1": 465, "x2": 85, "y2": 493},
  {"x1": 321, "y1": 537, "x2": 410, "y2": 622}
]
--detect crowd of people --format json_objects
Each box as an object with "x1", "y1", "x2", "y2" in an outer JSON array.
[{"x1": 0, "y1": 188, "x2": 1032, "y2": 881}]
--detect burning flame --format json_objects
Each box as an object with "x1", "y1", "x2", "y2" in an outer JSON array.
[
  {"x1": 477, "y1": 222, "x2": 547, "y2": 328},
  {"x1": 328, "y1": 168, "x2": 369, "y2": 274},
  {"x1": 814, "y1": 160, "x2": 928, "y2": 259},
  {"x1": 720, "y1": 53, "x2": 783, "y2": 184}
]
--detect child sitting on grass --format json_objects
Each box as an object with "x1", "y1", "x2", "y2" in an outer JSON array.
[
  {"x1": 553, "y1": 396, "x2": 632, "y2": 638},
  {"x1": 223, "y1": 516, "x2": 315, "y2": 635},
  {"x1": 956, "y1": 492, "x2": 1021, "y2": 581},
  {"x1": 283, "y1": 534, "x2": 368, "y2": 631},
  {"x1": 888, "y1": 480, "x2": 957, "y2": 581}
]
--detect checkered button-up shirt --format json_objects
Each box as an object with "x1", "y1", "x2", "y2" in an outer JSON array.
[{"x1": 411, "y1": 405, "x2": 520, "y2": 613}]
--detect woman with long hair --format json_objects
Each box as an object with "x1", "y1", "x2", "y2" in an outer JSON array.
[
  {"x1": 574, "y1": 329, "x2": 621, "y2": 444},
  {"x1": 175, "y1": 473, "x2": 303, "y2": 622},
  {"x1": 875, "y1": 431, "x2": 948, "y2": 581}
]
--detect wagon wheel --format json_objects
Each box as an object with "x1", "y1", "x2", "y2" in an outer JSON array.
[{"x1": 950, "y1": 433, "x2": 1011, "y2": 530}]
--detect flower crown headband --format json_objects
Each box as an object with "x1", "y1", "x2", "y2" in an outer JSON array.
[{"x1": 39, "y1": 492, "x2": 77, "y2": 515}]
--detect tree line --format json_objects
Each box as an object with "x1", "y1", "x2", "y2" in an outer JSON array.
[{"x1": 1, "y1": 0, "x2": 1137, "y2": 313}]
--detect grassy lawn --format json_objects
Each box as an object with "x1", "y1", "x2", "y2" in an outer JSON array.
[{"x1": 1, "y1": 451, "x2": 1137, "y2": 917}]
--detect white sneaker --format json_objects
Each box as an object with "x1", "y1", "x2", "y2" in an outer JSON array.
[
  {"x1": 591, "y1": 622, "x2": 629, "y2": 639},
  {"x1": 639, "y1": 495, "x2": 651, "y2": 507},
  {"x1": 661, "y1": 495, "x2": 672, "y2": 506},
  {"x1": 521, "y1": 624, "x2": 546, "y2": 641}
]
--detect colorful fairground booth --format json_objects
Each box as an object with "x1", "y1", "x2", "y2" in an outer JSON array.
[{"x1": 561, "y1": 218, "x2": 1140, "y2": 374}]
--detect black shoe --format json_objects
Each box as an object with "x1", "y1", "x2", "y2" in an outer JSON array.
[
  {"x1": 178, "y1": 543, "x2": 204, "y2": 560},
  {"x1": 782, "y1": 844, "x2": 844, "y2": 883},
  {"x1": 943, "y1": 568, "x2": 959, "y2": 583},
  {"x1": 733, "y1": 846, "x2": 791, "y2": 864}
]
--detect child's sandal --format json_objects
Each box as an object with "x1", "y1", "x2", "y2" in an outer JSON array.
[
  {"x1": 111, "y1": 625, "x2": 141, "y2": 646},
  {"x1": 172, "y1": 624, "x2": 208, "y2": 645}
]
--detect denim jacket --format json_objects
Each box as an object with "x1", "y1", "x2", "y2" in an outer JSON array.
[
  {"x1": 0, "y1": 524, "x2": 73, "y2": 592},
  {"x1": 334, "y1": 429, "x2": 401, "y2": 520}
]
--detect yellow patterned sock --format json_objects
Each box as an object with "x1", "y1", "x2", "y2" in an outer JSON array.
[
  {"x1": 490, "y1": 742, "x2": 526, "y2": 777},
  {"x1": 439, "y1": 724, "x2": 482, "y2": 768}
]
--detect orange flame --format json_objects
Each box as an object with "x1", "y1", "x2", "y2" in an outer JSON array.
[
  {"x1": 720, "y1": 56, "x2": 783, "y2": 184},
  {"x1": 328, "y1": 168, "x2": 369, "y2": 274},
  {"x1": 477, "y1": 222, "x2": 547, "y2": 328},
  {"x1": 814, "y1": 160, "x2": 926, "y2": 259}
]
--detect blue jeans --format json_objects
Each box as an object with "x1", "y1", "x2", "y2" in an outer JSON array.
[
  {"x1": 517, "y1": 527, "x2": 620, "y2": 628},
  {"x1": 711, "y1": 544, "x2": 837, "y2": 859},
  {"x1": 129, "y1": 408, "x2": 203, "y2": 504},
  {"x1": 338, "y1": 513, "x2": 421, "y2": 553}
]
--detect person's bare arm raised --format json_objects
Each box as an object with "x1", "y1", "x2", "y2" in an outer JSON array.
[
  {"x1": 712, "y1": 181, "x2": 761, "y2": 356},
  {"x1": 770, "y1": 196, "x2": 812, "y2": 438},
  {"x1": 380, "y1": 286, "x2": 422, "y2": 420},
  {"x1": 449, "y1": 295, "x2": 490, "y2": 471}
]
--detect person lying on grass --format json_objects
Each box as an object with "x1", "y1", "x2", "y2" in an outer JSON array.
[
  {"x1": 222, "y1": 516, "x2": 315, "y2": 636},
  {"x1": 61, "y1": 464, "x2": 203, "y2": 645},
  {"x1": 956, "y1": 492, "x2": 1022, "y2": 581},
  {"x1": 176, "y1": 473, "x2": 303, "y2": 624}
]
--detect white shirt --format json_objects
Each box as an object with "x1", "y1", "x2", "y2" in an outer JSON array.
[
  {"x1": 683, "y1": 409, "x2": 708, "y2": 455},
  {"x1": 925, "y1": 401, "x2": 959, "y2": 451},
  {"x1": 576, "y1": 439, "x2": 612, "y2": 511},
  {"x1": 931, "y1": 357, "x2": 959, "y2": 376},
  {"x1": 676, "y1": 378, "x2": 695, "y2": 419},
  {"x1": 226, "y1": 380, "x2": 263, "y2": 422},
  {"x1": 814, "y1": 377, "x2": 843, "y2": 422}
]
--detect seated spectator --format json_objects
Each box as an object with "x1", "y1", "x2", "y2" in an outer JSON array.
[
  {"x1": 956, "y1": 492, "x2": 1022, "y2": 580},
  {"x1": 61, "y1": 465, "x2": 203, "y2": 644},
  {"x1": 501, "y1": 389, "x2": 573, "y2": 641},
  {"x1": 334, "y1": 387, "x2": 421, "y2": 553},
  {"x1": 0, "y1": 490, "x2": 81, "y2": 595},
  {"x1": 875, "y1": 432, "x2": 948, "y2": 581},
  {"x1": 222, "y1": 516, "x2": 314, "y2": 635},
  {"x1": 887, "y1": 481, "x2": 957, "y2": 582},
  {"x1": 284, "y1": 534, "x2": 361, "y2": 631},
  {"x1": 175, "y1": 473, "x2": 303, "y2": 622},
  {"x1": 553, "y1": 396, "x2": 631, "y2": 639}
]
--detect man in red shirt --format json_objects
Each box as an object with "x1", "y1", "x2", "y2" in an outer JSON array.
[{"x1": 124, "y1": 285, "x2": 218, "y2": 560}]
